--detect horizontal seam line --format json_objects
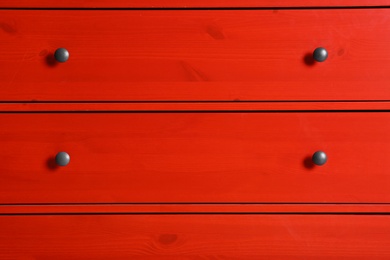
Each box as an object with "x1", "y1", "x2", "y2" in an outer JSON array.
[
  {"x1": 2, "y1": 202, "x2": 390, "y2": 205},
  {"x1": 1, "y1": 6, "x2": 390, "y2": 11},
  {"x1": 2, "y1": 100, "x2": 390, "y2": 103},
  {"x1": 1, "y1": 110, "x2": 390, "y2": 113},
  {"x1": 2, "y1": 212, "x2": 390, "y2": 216}
]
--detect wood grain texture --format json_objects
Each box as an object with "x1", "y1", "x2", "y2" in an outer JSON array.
[
  {"x1": 1, "y1": 0, "x2": 390, "y2": 8},
  {"x1": 2, "y1": 9, "x2": 390, "y2": 101},
  {"x1": 1, "y1": 215, "x2": 390, "y2": 259},
  {"x1": 1, "y1": 112, "x2": 390, "y2": 203},
  {"x1": 1, "y1": 101, "x2": 390, "y2": 112}
]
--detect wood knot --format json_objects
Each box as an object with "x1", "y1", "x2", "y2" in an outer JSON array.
[
  {"x1": 206, "y1": 24, "x2": 225, "y2": 40},
  {"x1": 0, "y1": 22, "x2": 17, "y2": 34},
  {"x1": 158, "y1": 234, "x2": 178, "y2": 245}
]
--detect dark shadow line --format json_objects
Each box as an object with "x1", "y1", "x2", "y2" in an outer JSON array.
[
  {"x1": 1, "y1": 212, "x2": 390, "y2": 216},
  {"x1": 1, "y1": 110, "x2": 390, "y2": 113},
  {"x1": 1, "y1": 100, "x2": 390, "y2": 103},
  {"x1": 1, "y1": 6, "x2": 390, "y2": 11},
  {"x1": 2, "y1": 202, "x2": 390, "y2": 206}
]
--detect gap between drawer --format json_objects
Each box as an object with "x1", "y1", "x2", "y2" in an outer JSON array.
[
  {"x1": 1, "y1": 101, "x2": 390, "y2": 112},
  {"x1": 1, "y1": 204, "x2": 390, "y2": 214}
]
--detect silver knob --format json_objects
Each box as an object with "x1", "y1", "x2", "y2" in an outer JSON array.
[
  {"x1": 54, "y1": 48, "x2": 69, "y2": 63},
  {"x1": 313, "y1": 47, "x2": 328, "y2": 62},
  {"x1": 312, "y1": 151, "x2": 327, "y2": 166},
  {"x1": 55, "y1": 152, "x2": 70, "y2": 166}
]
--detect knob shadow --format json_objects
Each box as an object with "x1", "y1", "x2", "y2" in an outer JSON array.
[
  {"x1": 47, "y1": 156, "x2": 59, "y2": 170},
  {"x1": 303, "y1": 52, "x2": 316, "y2": 66},
  {"x1": 303, "y1": 155, "x2": 315, "y2": 169},
  {"x1": 45, "y1": 52, "x2": 59, "y2": 67}
]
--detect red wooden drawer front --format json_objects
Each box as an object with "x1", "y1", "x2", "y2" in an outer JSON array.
[
  {"x1": 0, "y1": 112, "x2": 389, "y2": 203},
  {"x1": 1, "y1": 0, "x2": 390, "y2": 8},
  {"x1": 1, "y1": 215, "x2": 390, "y2": 258},
  {"x1": 2, "y1": 10, "x2": 390, "y2": 101}
]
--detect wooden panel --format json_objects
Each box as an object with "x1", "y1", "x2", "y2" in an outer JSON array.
[
  {"x1": 2, "y1": 10, "x2": 390, "y2": 101},
  {"x1": 1, "y1": 112, "x2": 390, "y2": 203},
  {"x1": 1, "y1": 215, "x2": 390, "y2": 258},
  {"x1": 1, "y1": 0, "x2": 390, "y2": 8}
]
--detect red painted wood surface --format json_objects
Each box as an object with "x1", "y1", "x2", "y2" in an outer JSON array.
[
  {"x1": 2, "y1": 10, "x2": 390, "y2": 101},
  {"x1": 1, "y1": 0, "x2": 390, "y2": 8},
  {"x1": 1, "y1": 112, "x2": 389, "y2": 203},
  {"x1": 1, "y1": 101, "x2": 390, "y2": 112},
  {"x1": 1, "y1": 215, "x2": 390, "y2": 258},
  {"x1": 2, "y1": 204, "x2": 390, "y2": 214}
]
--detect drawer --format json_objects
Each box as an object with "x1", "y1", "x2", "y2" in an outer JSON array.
[
  {"x1": 1, "y1": 112, "x2": 389, "y2": 203},
  {"x1": 1, "y1": 215, "x2": 390, "y2": 258},
  {"x1": 2, "y1": 9, "x2": 390, "y2": 101}
]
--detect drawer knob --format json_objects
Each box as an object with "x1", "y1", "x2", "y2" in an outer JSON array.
[
  {"x1": 313, "y1": 47, "x2": 328, "y2": 62},
  {"x1": 55, "y1": 152, "x2": 70, "y2": 166},
  {"x1": 54, "y1": 48, "x2": 69, "y2": 63},
  {"x1": 312, "y1": 151, "x2": 327, "y2": 166}
]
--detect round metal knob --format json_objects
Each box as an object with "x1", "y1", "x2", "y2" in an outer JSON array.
[
  {"x1": 312, "y1": 151, "x2": 327, "y2": 166},
  {"x1": 54, "y1": 48, "x2": 69, "y2": 63},
  {"x1": 55, "y1": 152, "x2": 70, "y2": 166},
  {"x1": 313, "y1": 47, "x2": 328, "y2": 62}
]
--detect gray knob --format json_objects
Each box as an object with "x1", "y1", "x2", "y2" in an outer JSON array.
[
  {"x1": 54, "y1": 48, "x2": 69, "y2": 63},
  {"x1": 313, "y1": 47, "x2": 328, "y2": 62},
  {"x1": 55, "y1": 152, "x2": 70, "y2": 166},
  {"x1": 312, "y1": 151, "x2": 327, "y2": 166}
]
